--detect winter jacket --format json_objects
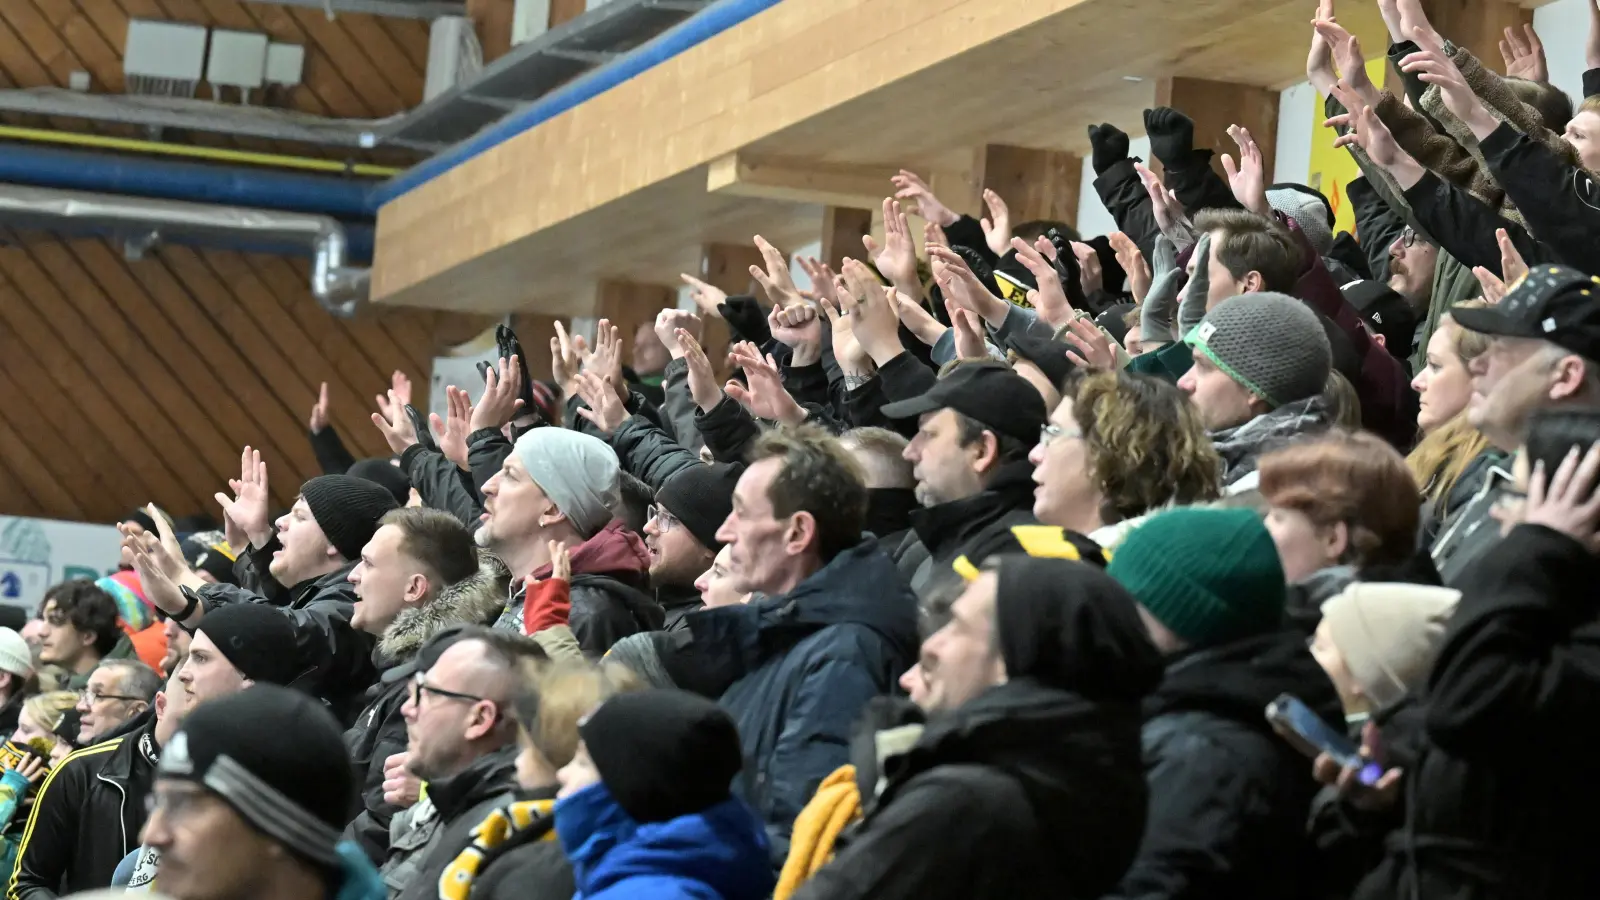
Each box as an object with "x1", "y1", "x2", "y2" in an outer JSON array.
[
  {"x1": 607, "y1": 414, "x2": 704, "y2": 493},
  {"x1": 493, "y1": 521, "x2": 662, "y2": 656},
  {"x1": 8, "y1": 719, "x2": 157, "y2": 900},
  {"x1": 382, "y1": 749, "x2": 518, "y2": 899},
  {"x1": 1478, "y1": 121, "x2": 1600, "y2": 276},
  {"x1": 557, "y1": 783, "x2": 774, "y2": 900},
  {"x1": 1109, "y1": 631, "x2": 1342, "y2": 900},
  {"x1": 1401, "y1": 171, "x2": 1554, "y2": 278},
  {"x1": 658, "y1": 584, "x2": 703, "y2": 633},
  {"x1": 792, "y1": 678, "x2": 1151, "y2": 900},
  {"x1": 401, "y1": 445, "x2": 484, "y2": 528},
  {"x1": 893, "y1": 461, "x2": 1038, "y2": 597},
  {"x1": 687, "y1": 540, "x2": 919, "y2": 866},
  {"x1": 0, "y1": 769, "x2": 31, "y2": 879},
  {"x1": 659, "y1": 357, "x2": 704, "y2": 455},
  {"x1": 312, "y1": 425, "x2": 359, "y2": 476},
  {"x1": 195, "y1": 560, "x2": 376, "y2": 725},
  {"x1": 1430, "y1": 454, "x2": 1516, "y2": 586},
  {"x1": 466, "y1": 429, "x2": 515, "y2": 499},
  {"x1": 427, "y1": 789, "x2": 570, "y2": 900},
  {"x1": 1353, "y1": 525, "x2": 1600, "y2": 900},
  {"x1": 345, "y1": 555, "x2": 510, "y2": 865},
  {"x1": 1419, "y1": 447, "x2": 1508, "y2": 549},
  {"x1": 1211, "y1": 396, "x2": 1332, "y2": 492}
]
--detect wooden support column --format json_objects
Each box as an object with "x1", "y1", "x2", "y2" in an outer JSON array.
[
  {"x1": 466, "y1": 0, "x2": 514, "y2": 64},
  {"x1": 980, "y1": 145, "x2": 1081, "y2": 230},
  {"x1": 594, "y1": 280, "x2": 677, "y2": 369},
  {"x1": 697, "y1": 243, "x2": 764, "y2": 375},
  {"x1": 821, "y1": 207, "x2": 873, "y2": 271},
  {"x1": 1154, "y1": 78, "x2": 1280, "y2": 184},
  {"x1": 1422, "y1": 0, "x2": 1531, "y2": 73}
]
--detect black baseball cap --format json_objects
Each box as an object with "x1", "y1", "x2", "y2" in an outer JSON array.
[
  {"x1": 1450, "y1": 265, "x2": 1600, "y2": 363},
  {"x1": 1340, "y1": 280, "x2": 1417, "y2": 362},
  {"x1": 879, "y1": 361, "x2": 1047, "y2": 443}
]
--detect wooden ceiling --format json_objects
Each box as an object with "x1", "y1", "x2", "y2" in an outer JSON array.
[{"x1": 371, "y1": 0, "x2": 1399, "y2": 314}]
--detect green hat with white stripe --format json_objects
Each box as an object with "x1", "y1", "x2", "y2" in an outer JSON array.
[{"x1": 1184, "y1": 292, "x2": 1330, "y2": 409}]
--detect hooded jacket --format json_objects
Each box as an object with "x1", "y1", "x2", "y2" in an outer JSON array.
[
  {"x1": 792, "y1": 558, "x2": 1162, "y2": 899},
  {"x1": 895, "y1": 460, "x2": 1038, "y2": 596},
  {"x1": 558, "y1": 783, "x2": 774, "y2": 900},
  {"x1": 1353, "y1": 525, "x2": 1600, "y2": 900},
  {"x1": 1212, "y1": 396, "x2": 1332, "y2": 493},
  {"x1": 1109, "y1": 631, "x2": 1343, "y2": 900},
  {"x1": 344, "y1": 554, "x2": 510, "y2": 865},
  {"x1": 493, "y1": 521, "x2": 663, "y2": 656},
  {"x1": 381, "y1": 749, "x2": 518, "y2": 898},
  {"x1": 8, "y1": 718, "x2": 157, "y2": 900},
  {"x1": 688, "y1": 539, "x2": 919, "y2": 867},
  {"x1": 1430, "y1": 455, "x2": 1516, "y2": 586}
]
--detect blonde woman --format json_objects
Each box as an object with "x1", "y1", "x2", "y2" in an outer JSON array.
[{"x1": 1405, "y1": 302, "x2": 1500, "y2": 543}]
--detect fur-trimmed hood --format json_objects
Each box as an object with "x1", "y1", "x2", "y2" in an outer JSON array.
[{"x1": 377, "y1": 551, "x2": 511, "y2": 664}]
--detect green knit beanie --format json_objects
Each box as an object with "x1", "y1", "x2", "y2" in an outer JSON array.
[{"x1": 1107, "y1": 507, "x2": 1287, "y2": 647}]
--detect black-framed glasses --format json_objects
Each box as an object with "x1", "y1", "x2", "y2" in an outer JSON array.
[
  {"x1": 1399, "y1": 227, "x2": 1418, "y2": 249},
  {"x1": 646, "y1": 504, "x2": 680, "y2": 532},
  {"x1": 409, "y1": 672, "x2": 487, "y2": 707},
  {"x1": 80, "y1": 687, "x2": 142, "y2": 705}
]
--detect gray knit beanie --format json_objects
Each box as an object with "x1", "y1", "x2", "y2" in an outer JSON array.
[
  {"x1": 1267, "y1": 185, "x2": 1333, "y2": 257},
  {"x1": 604, "y1": 632, "x2": 676, "y2": 689},
  {"x1": 1185, "y1": 292, "x2": 1331, "y2": 409},
  {"x1": 512, "y1": 428, "x2": 620, "y2": 538}
]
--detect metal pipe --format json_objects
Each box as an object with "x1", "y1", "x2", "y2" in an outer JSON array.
[
  {"x1": 0, "y1": 183, "x2": 370, "y2": 317},
  {"x1": 239, "y1": 0, "x2": 465, "y2": 19},
  {"x1": 0, "y1": 125, "x2": 400, "y2": 178}
]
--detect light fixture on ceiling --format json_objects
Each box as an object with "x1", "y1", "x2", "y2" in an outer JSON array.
[{"x1": 1123, "y1": 75, "x2": 1144, "y2": 82}]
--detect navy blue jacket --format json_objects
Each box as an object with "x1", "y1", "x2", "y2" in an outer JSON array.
[{"x1": 687, "y1": 539, "x2": 919, "y2": 867}]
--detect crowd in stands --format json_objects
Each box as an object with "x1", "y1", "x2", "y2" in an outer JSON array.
[{"x1": 2, "y1": 0, "x2": 1600, "y2": 897}]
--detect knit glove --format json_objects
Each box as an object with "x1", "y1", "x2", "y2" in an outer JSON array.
[
  {"x1": 1140, "y1": 236, "x2": 1189, "y2": 347},
  {"x1": 1087, "y1": 123, "x2": 1131, "y2": 176},
  {"x1": 1145, "y1": 107, "x2": 1197, "y2": 170},
  {"x1": 1178, "y1": 233, "x2": 1212, "y2": 337},
  {"x1": 521, "y1": 575, "x2": 572, "y2": 636}
]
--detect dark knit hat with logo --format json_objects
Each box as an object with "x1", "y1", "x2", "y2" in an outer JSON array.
[
  {"x1": 654, "y1": 463, "x2": 740, "y2": 552},
  {"x1": 300, "y1": 474, "x2": 400, "y2": 562},
  {"x1": 1107, "y1": 507, "x2": 1287, "y2": 647},
  {"x1": 194, "y1": 603, "x2": 309, "y2": 687},
  {"x1": 157, "y1": 685, "x2": 352, "y2": 870},
  {"x1": 579, "y1": 689, "x2": 743, "y2": 824},
  {"x1": 1185, "y1": 292, "x2": 1331, "y2": 409}
]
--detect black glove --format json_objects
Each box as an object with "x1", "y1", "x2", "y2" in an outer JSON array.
[
  {"x1": 1087, "y1": 123, "x2": 1130, "y2": 176},
  {"x1": 1144, "y1": 107, "x2": 1196, "y2": 170}
]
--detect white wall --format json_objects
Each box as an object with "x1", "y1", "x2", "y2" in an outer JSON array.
[
  {"x1": 1537, "y1": 0, "x2": 1589, "y2": 109},
  {"x1": 1075, "y1": 135, "x2": 1150, "y2": 238},
  {"x1": 1275, "y1": 80, "x2": 1317, "y2": 186}
]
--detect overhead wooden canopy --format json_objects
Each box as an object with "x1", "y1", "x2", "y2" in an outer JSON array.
[{"x1": 371, "y1": 0, "x2": 1406, "y2": 313}]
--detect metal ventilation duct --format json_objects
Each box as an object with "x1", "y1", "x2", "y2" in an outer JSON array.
[{"x1": 0, "y1": 183, "x2": 370, "y2": 317}]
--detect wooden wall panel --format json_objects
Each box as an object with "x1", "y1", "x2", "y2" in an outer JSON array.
[{"x1": 0, "y1": 235, "x2": 440, "y2": 524}]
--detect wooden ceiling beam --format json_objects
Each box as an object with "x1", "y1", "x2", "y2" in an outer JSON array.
[{"x1": 706, "y1": 152, "x2": 900, "y2": 210}]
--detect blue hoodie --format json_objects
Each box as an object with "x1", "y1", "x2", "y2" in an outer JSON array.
[{"x1": 556, "y1": 783, "x2": 774, "y2": 900}]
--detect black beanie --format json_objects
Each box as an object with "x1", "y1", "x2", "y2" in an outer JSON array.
[
  {"x1": 195, "y1": 604, "x2": 309, "y2": 687},
  {"x1": 346, "y1": 458, "x2": 411, "y2": 506},
  {"x1": 993, "y1": 556, "x2": 1164, "y2": 704},
  {"x1": 157, "y1": 685, "x2": 352, "y2": 869},
  {"x1": 655, "y1": 463, "x2": 740, "y2": 552},
  {"x1": 300, "y1": 475, "x2": 399, "y2": 562},
  {"x1": 579, "y1": 689, "x2": 743, "y2": 824}
]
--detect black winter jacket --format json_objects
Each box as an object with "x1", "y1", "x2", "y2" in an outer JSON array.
[
  {"x1": 1353, "y1": 525, "x2": 1600, "y2": 900},
  {"x1": 794, "y1": 677, "x2": 1151, "y2": 900},
  {"x1": 1109, "y1": 631, "x2": 1342, "y2": 900},
  {"x1": 411, "y1": 788, "x2": 569, "y2": 900},
  {"x1": 8, "y1": 720, "x2": 156, "y2": 900},
  {"x1": 895, "y1": 461, "x2": 1039, "y2": 598},
  {"x1": 383, "y1": 749, "x2": 518, "y2": 900},
  {"x1": 1479, "y1": 121, "x2": 1600, "y2": 276},
  {"x1": 401, "y1": 444, "x2": 484, "y2": 527},
  {"x1": 608, "y1": 413, "x2": 703, "y2": 492},
  {"x1": 688, "y1": 540, "x2": 919, "y2": 868}
]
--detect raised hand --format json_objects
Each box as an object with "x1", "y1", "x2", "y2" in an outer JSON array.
[
  {"x1": 1330, "y1": 88, "x2": 1427, "y2": 188},
  {"x1": 890, "y1": 169, "x2": 958, "y2": 227},
  {"x1": 1472, "y1": 266, "x2": 1508, "y2": 304},
  {"x1": 1073, "y1": 242, "x2": 1103, "y2": 297},
  {"x1": 308, "y1": 382, "x2": 331, "y2": 433},
  {"x1": 653, "y1": 308, "x2": 703, "y2": 361},
  {"x1": 749, "y1": 236, "x2": 805, "y2": 310},
  {"x1": 725, "y1": 343, "x2": 807, "y2": 426},
  {"x1": 215, "y1": 447, "x2": 272, "y2": 549},
  {"x1": 839, "y1": 257, "x2": 906, "y2": 366},
  {"x1": 1221, "y1": 125, "x2": 1270, "y2": 216},
  {"x1": 679, "y1": 329, "x2": 725, "y2": 412},
  {"x1": 550, "y1": 320, "x2": 586, "y2": 398},
  {"x1": 374, "y1": 370, "x2": 413, "y2": 424},
  {"x1": 862, "y1": 197, "x2": 920, "y2": 291},
  {"x1": 1010, "y1": 236, "x2": 1073, "y2": 330},
  {"x1": 1307, "y1": 0, "x2": 1338, "y2": 95},
  {"x1": 768, "y1": 302, "x2": 822, "y2": 366},
  {"x1": 1401, "y1": 26, "x2": 1499, "y2": 139},
  {"x1": 1524, "y1": 442, "x2": 1600, "y2": 551},
  {"x1": 924, "y1": 221, "x2": 950, "y2": 253},
  {"x1": 471, "y1": 355, "x2": 526, "y2": 432},
  {"x1": 946, "y1": 301, "x2": 990, "y2": 360},
  {"x1": 574, "y1": 370, "x2": 628, "y2": 435},
  {"x1": 1501, "y1": 23, "x2": 1548, "y2": 83},
  {"x1": 927, "y1": 246, "x2": 1009, "y2": 326},
  {"x1": 1497, "y1": 228, "x2": 1530, "y2": 287},
  {"x1": 818, "y1": 296, "x2": 873, "y2": 378},
  {"x1": 126, "y1": 532, "x2": 186, "y2": 618},
  {"x1": 1136, "y1": 163, "x2": 1192, "y2": 246},
  {"x1": 979, "y1": 188, "x2": 1013, "y2": 257},
  {"x1": 1316, "y1": 18, "x2": 1380, "y2": 107},
  {"x1": 1062, "y1": 316, "x2": 1119, "y2": 371},
  {"x1": 549, "y1": 540, "x2": 571, "y2": 582},
  {"x1": 430, "y1": 385, "x2": 473, "y2": 470},
  {"x1": 797, "y1": 257, "x2": 842, "y2": 307},
  {"x1": 895, "y1": 291, "x2": 948, "y2": 347},
  {"x1": 679, "y1": 273, "x2": 728, "y2": 319},
  {"x1": 1110, "y1": 232, "x2": 1153, "y2": 305},
  {"x1": 371, "y1": 388, "x2": 420, "y2": 455},
  {"x1": 583, "y1": 319, "x2": 626, "y2": 402}
]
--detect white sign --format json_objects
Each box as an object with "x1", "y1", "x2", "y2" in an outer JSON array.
[{"x1": 0, "y1": 516, "x2": 123, "y2": 613}]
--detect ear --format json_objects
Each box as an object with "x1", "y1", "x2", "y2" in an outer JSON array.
[
  {"x1": 464, "y1": 701, "x2": 498, "y2": 742},
  {"x1": 1242, "y1": 271, "x2": 1266, "y2": 294},
  {"x1": 537, "y1": 505, "x2": 569, "y2": 530},
  {"x1": 1550, "y1": 354, "x2": 1590, "y2": 401},
  {"x1": 404, "y1": 573, "x2": 430, "y2": 606},
  {"x1": 326, "y1": 542, "x2": 341, "y2": 560},
  {"x1": 783, "y1": 511, "x2": 819, "y2": 558},
  {"x1": 1323, "y1": 520, "x2": 1350, "y2": 563},
  {"x1": 969, "y1": 430, "x2": 1001, "y2": 473}
]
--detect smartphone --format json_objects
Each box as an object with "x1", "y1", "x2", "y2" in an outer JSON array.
[{"x1": 1266, "y1": 694, "x2": 1382, "y2": 785}]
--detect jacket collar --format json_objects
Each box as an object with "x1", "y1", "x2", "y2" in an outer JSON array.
[
  {"x1": 908, "y1": 461, "x2": 1037, "y2": 553},
  {"x1": 292, "y1": 561, "x2": 358, "y2": 607},
  {"x1": 425, "y1": 746, "x2": 518, "y2": 821},
  {"x1": 97, "y1": 717, "x2": 159, "y2": 786},
  {"x1": 376, "y1": 552, "x2": 510, "y2": 666}
]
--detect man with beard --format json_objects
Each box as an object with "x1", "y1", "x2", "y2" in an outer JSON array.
[{"x1": 643, "y1": 464, "x2": 739, "y2": 630}]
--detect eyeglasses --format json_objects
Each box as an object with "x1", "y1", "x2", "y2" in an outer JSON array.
[
  {"x1": 1399, "y1": 227, "x2": 1418, "y2": 249},
  {"x1": 646, "y1": 504, "x2": 680, "y2": 532},
  {"x1": 80, "y1": 687, "x2": 143, "y2": 705},
  {"x1": 1037, "y1": 424, "x2": 1084, "y2": 449},
  {"x1": 408, "y1": 672, "x2": 487, "y2": 707}
]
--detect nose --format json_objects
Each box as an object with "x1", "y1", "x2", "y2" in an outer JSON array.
[
  {"x1": 75, "y1": 695, "x2": 90, "y2": 715},
  {"x1": 1028, "y1": 441, "x2": 1045, "y2": 466},
  {"x1": 1389, "y1": 237, "x2": 1405, "y2": 258}
]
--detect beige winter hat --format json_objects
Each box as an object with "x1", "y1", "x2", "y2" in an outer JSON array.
[{"x1": 1320, "y1": 583, "x2": 1460, "y2": 710}]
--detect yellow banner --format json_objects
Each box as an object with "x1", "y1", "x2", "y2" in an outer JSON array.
[{"x1": 1305, "y1": 58, "x2": 1391, "y2": 238}]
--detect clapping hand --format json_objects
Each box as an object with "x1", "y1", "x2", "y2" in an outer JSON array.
[
  {"x1": 430, "y1": 386, "x2": 474, "y2": 470},
  {"x1": 215, "y1": 447, "x2": 272, "y2": 549}
]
